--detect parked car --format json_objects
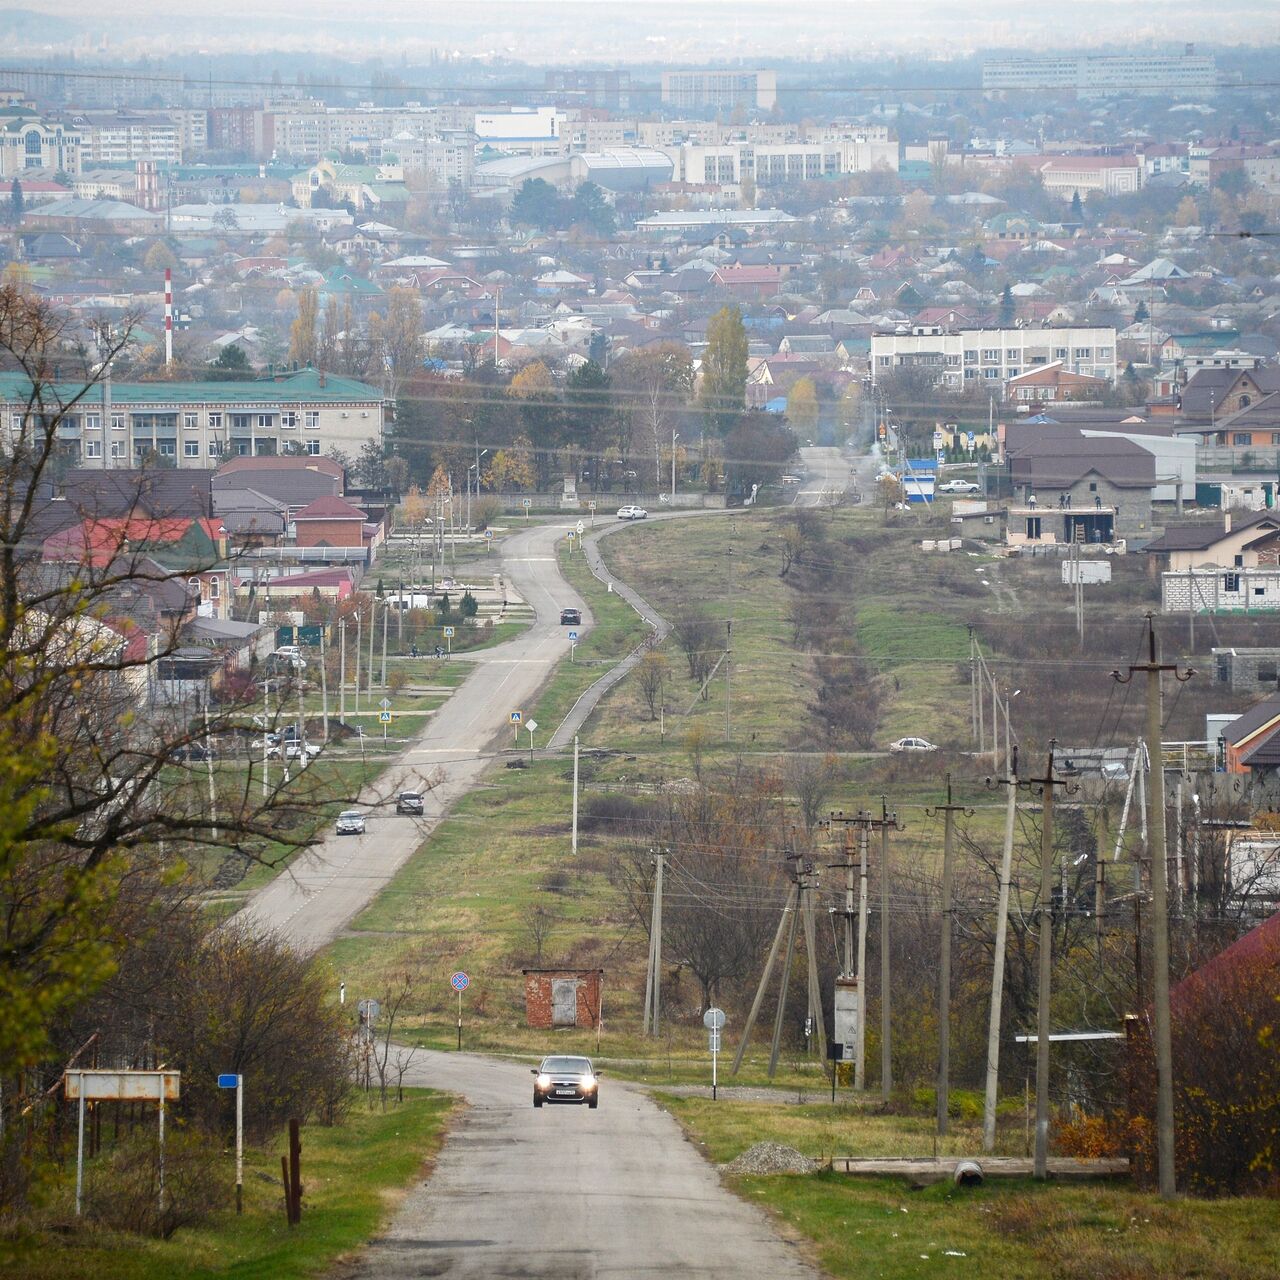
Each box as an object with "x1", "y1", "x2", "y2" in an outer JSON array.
[
  {"x1": 616, "y1": 505, "x2": 648, "y2": 520},
  {"x1": 532, "y1": 1055, "x2": 601, "y2": 1109},
  {"x1": 888, "y1": 736, "x2": 938, "y2": 753},
  {"x1": 559, "y1": 608, "x2": 582, "y2": 626},
  {"x1": 335, "y1": 810, "x2": 366, "y2": 836},
  {"x1": 284, "y1": 741, "x2": 321, "y2": 762},
  {"x1": 170, "y1": 742, "x2": 217, "y2": 763},
  {"x1": 937, "y1": 479, "x2": 981, "y2": 495},
  {"x1": 396, "y1": 790, "x2": 425, "y2": 815}
]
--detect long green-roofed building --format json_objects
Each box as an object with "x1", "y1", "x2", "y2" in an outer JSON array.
[{"x1": 0, "y1": 367, "x2": 387, "y2": 468}]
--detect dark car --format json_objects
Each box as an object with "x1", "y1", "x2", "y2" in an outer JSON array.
[
  {"x1": 396, "y1": 790, "x2": 425, "y2": 815},
  {"x1": 559, "y1": 608, "x2": 582, "y2": 626},
  {"x1": 532, "y1": 1055, "x2": 600, "y2": 1109}
]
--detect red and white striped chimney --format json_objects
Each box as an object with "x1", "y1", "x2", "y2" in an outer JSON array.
[{"x1": 164, "y1": 267, "x2": 173, "y2": 366}]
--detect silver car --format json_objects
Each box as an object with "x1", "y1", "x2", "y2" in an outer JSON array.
[
  {"x1": 336, "y1": 809, "x2": 366, "y2": 835},
  {"x1": 532, "y1": 1055, "x2": 601, "y2": 1109}
]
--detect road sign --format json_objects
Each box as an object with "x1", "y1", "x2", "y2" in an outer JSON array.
[
  {"x1": 379, "y1": 697, "x2": 392, "y2": 710},
  {"x1": 576, "y1": 519, "x2": 584, "y2": 534},
  {"x1": 522, "y1": 497, "x2": 532, "y2": 508},
  {"x1": 443, "y1": 626, "x2": 455, "y2": 637},
  {"x1": 525, "y1": 719, "x2": 538, "y2": 733},
  {"x1": 485, "y1": 529, "x2": 494, "y2": 540},
  {"x1": 379, "y1": 711, "x2": 392, "y2": 723},
  {"x1": 567, "y1": 629, "x2": 579, "y2": 641},
  {"x1": 703, "y1": 1007, "x2": 727, "y2": 1031},
  {"x1": 217, "y1": 1073, "x2": 239, "y2": 1089},
  {"x1": 567, "y1": 530, "x2": 575, "y2": 540},
  {"x1": 708, "y1": 1029, "x2": 721, "y2": 1052},
  {"x1": 358, "y1": 999, "x2": 380, "y2": 1020},
  {"x1": 511, "y1": 710, "x2": 522, "y2": 723},
  {"x1": 450, "y1": 971, "x2": 470, "y2": 992},
  {"x1": 588, "y1": 501, "x2": 596, "y2": 511}
]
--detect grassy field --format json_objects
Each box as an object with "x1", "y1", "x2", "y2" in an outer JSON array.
[
  {"x1": 0, "y1": 1091, "x2": 454, "y2": 1280},
  {"x1": 659, "y1": 1098, "x2": 1280, "y2": 1280}
]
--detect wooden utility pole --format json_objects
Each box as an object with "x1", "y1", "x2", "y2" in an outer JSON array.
[
  {"x1": 642, "y1": 849, "x2": 667, "y2": 1037},
  {"x1": 1030, "y1": 745, "x2": 1075, "y2": 1179},
  {"x1": 1114, "y1": 616, "x2": 1194, "y2": 1199},
  {"x1": 927, "y1": 777, "x2": 973, "y2": 1137},
  {"x1": 983, "y1": 746, "x2": 1020, "y2": 1152}
]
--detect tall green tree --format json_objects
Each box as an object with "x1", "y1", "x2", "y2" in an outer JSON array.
[
  {"x1": 8, "y1": 178, "x2": 23, "y2": 227},
  {"x1": 567, "y1": 182, "x2": 616, "y2": 237},
  {"x1": 700, "y1": 305, "x2": 749, "y2": 434},
  {"x1": 786, "y1": 376, "x2": 820, "y2": 437},
  {"x1": 998, "y1": 284, "x2": 1015, "y2": 327},
  {"x1": 509, "y1": 178, "x2": 565, "y2": 231}
]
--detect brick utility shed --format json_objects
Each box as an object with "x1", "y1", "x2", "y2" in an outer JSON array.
[{"x1": 522, "y1": 969, "x2": 604, "y2": 1029}]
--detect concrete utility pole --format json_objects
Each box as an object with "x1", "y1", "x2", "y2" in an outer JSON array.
[
  {"x1": 1030, "y1": 745, "x2": 1075, "y2": 1180},
  {"x1": 642, "y1": 849, "x2": 667, "y2": 1036},
  {"x1": 353, "y1": 610, "x2": 362, "y2": 714},
  {"x1": 983, "y1": 746, "x2": 1020, "y2": 1152},
  {"x1": 319, "y1": 627, "x2": 329, "y2": 742},
  {"x1": 338, "y1": 619, "x2": 346, "y2": 723},
  {"x1": 732, "y1": 879, "x2": 798, "y2": 1075},
  {"x1": 380, "y1": 599, "x2": 389, "y2": 690},
  {"x1": 571, "y1": 736, "x2": 580, "y2": 857},
  {"x1": 927, "y1": 778, "x2": 973, "y2": 1137},
  {"x1": 879, "y1": 797, "x2": 902, "y2": 1103},
  {"x1": 724, "y1": 619, "x2": 732, "y2": 742},
  {"x1": 1114, "y1": 617, "x2": 1194, "y2": 1199},
  {"x1": 367, "y1": 597, "x2": 376, "y2": 703}
]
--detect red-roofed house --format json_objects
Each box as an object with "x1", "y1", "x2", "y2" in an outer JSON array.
[
  {"x1": 291, "y1": 495, "x2": 373, "y2": 549},
  {"x1": 710, "y1": 265, "x2": 783, "y2": 300},
  {"x1": 1038, "y1": 155, "x2": 1141, "y2": 200}
]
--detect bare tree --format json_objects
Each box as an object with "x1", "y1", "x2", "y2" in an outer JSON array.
[
  {"x1": 636, "y1": 650, "x2": 668, "y2": 720},
  {"x1": 372, "y1": 972, "x2": 416, "y2": 1110},
  {"x1": 669, "y1": 600, "x2": 721, "y2": 691}
]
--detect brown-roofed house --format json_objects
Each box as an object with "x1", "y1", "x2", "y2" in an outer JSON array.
[{"x1": 292, "y1": 494, "x2": 369, "y2": 548}]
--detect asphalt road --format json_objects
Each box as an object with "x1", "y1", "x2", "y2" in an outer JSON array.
[
  {"x1": 230, "y1": 518, "x2": 592, "y2": 954},
  {"x1": 793, "y1": 445, "x2": 850, "y2": 507},
  {"x1": 349, "y1": 1050, "x2": 819, "y2": 1280}
]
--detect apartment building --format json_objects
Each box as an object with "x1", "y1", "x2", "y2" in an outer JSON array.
[
  {"x1": 982, "y1": 49, "x2": 1217, "y2": 98},
  {"x1": 1, "y1": 368, "x2": 386, "y2": 470},
  {"x1": 660, "y1": 69, "x2": 777, "y2": 112},
  {"x1": 255, "y1": 102, "x2": 474, "y2": 162},
  {"x1": 665, "y1": 134, "x2": 897, "y2": 188},
  {"x1": 543, "y1": 69, "x2": 632, "y2": 110},
  {"x1": 71, "y1": 110, "x2": 182, "y2": 165},
  {"x1": 870, "y1": 325, "x2": 1118, "y2": 390}
]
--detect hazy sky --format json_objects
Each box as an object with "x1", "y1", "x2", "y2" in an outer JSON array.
[{"x1": 16, "y1": 0, "x2": 1280, "y2": 60}]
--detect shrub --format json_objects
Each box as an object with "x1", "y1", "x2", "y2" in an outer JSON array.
[
  {"x1": 81, "y1": 1130, "x2": 225, "y2": 1239},
  {"x1": 472, "y1": 496, "x2": 502, "y2": 531}
]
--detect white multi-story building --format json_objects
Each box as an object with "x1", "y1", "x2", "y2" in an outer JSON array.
[
  {"x1": 664, "y1": 133, "x2": 897, "y2": 189},
  {"x1": 74, "y1": 111, "x2": 182, "y2": 165},
  {"x1": 473, "y1": 107, "x2": 566, "y2": 156},
  {"x1": 982, "y1": 50, "x2": 1217, "y2": 98},
  {"x1": 0, "y1": 109, "x2": 83, "y2": 176},
  {"x1": 661, "y1": 69, "x2": 777, "y2": 112},
  {"x1": 870, "y1": 325, "x2": 1118, "y2": 390}
]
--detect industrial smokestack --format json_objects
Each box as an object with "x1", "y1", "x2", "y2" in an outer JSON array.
[{"x1": 164, "y1": 267, "x2": 173, "y2": 367}]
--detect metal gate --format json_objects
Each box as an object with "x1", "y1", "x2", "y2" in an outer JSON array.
[{"x1": 551, "y1": 978, "x2": 579, "y2": 1026}]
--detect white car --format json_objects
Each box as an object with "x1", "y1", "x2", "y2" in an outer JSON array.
[
  {"x1": 616, "y1": 505, "x2": 648, "y2": 520},
  {"x1": 889, "y1": 737, "x2": 938, "y2": 754},
  {"x1": 336, "y1": 809, "x2": 366, "y2": 835},
  {"x1": 284, "y1": 741, "x2": 321, "y2": 762},
  {"x1": 937, "y1": 479, "x2": 980, "y2": 495}
]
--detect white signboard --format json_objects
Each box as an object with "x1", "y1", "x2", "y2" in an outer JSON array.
[
  {"x1": 1062, "y1": 560, "x2": 1112, "y2": 585},
  {"x1": 65, "y1": 1070, "x2": 180, "y2": 1101}
]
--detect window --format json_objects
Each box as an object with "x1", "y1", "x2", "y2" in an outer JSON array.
[
  {"x1": 208, "y1": 440, "x2": 223, "y2": 457},
  {"x1": 1097, "y1": 347, "x2": 1113, "y2": 360},
  {"x1": 110, "y1": 442, "x2": 124, "y2": 460},
  {"x1": 1073, "y1": 347, "x2": 1092, "y2": 360},
  {"x1": 1258, "y1": 662, "x2": 1277, "y2": 684},
  {"x1": 1053, "y1": 347, "x2": 1068, "y2": 359},
  {"x1": 1255, "y1": 587, "x2": 1266, "y2": 597},
  {"x1": 184, "y1": 440, "x2": 200, "y2": 458},
  {"x1": 982, "y1": 348, "x2": 1000, "y2": 362},
  {"x1": 111, "y1": 414, "x2": 125, "y2": 431},
  {"x1": 964, "y1": 350, "x2": 977, "y2": 364},
  {"x1": 878, "y1": 355, "x2": 891, "y2": 368},
  {"x1": 84, "y1": 413, "x2": 101, "y2": 431},
  {"x1": 1223, "y1": 573, "x2": 1241, "y2": 592},
  {"x1": 305, "y1": 438, "x2": 321, "y2": 456},
  {"x1": 983, "y1": 367, "x2": 1000, "y2": 379},
  {"x1": 183, "y1": 412, "x2": 199, "y2": 429},
  {"x1": 281, "y1": 411, "x2": 298, "y2": 429},
  {"x1": 1233, "y1": 433, "x2": 1251, "y2": 446},
  {"x1": 157, "y1": 441, "x2": 176, "y2": 458},
  {"x1": 1007, "y1": 368, "x2": 1019, "y2": 378},
  {"x1": 208, "y1": 412, "x2": 222, "y2": 429},
  {"x1": 208, "y1": 578, "x2": 220, "y2": 598},
  {"x1": 257, "y1": 414, "x2": 274, "y2": 429},
  {"x1": 84, "y1": 439, "x2": 102, "y2": 458},
  {"x1": 1234, "y1": 554, "x2": 1245, "y2": 567}
]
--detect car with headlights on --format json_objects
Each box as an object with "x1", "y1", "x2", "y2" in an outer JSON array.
[
  {"x1": 532, "y1": 1055, "x2": 601, "y2": 1108},
  {"x1": 395, "y1": 790, "x2": 425, "y2": 815}
]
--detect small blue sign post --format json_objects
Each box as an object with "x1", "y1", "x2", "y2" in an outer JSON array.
[
  {"x1": 217, "y1": 1073, "x2": 244, "y2": 1213},
  {"x1": 451, "y1": 971, "x2": 470, "y2": 1050}
]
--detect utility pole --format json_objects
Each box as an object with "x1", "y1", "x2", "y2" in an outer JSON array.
[
  {"x1": 879, "y1": 797, "x2": 903, "y2": 1103},
  {"x1": 855, "y1": 814, "x2": 871, "y2": 1088},
  {"x1": 1114, "y1": 616, "x2": 1194, "y2": 1199},
  {"x1": 642, "y1": 849, "x2": 667, "y2": 1036},
  {"x1": 571, "y1": 735, "x2": 580, "y2": 857},
  {"x1": 799, "y1": 855, "x2": 827, "y2": 1062},
  {"x1": 203, "y1": 694, "x2": 218, "y2": 841},
  {"x1": 724, "y1": 619, "x2": 732, "y2": 742},
  {"x1": 983, "y1": 746, "x2": 1020, "y2": 1152},
  {"x1": 367, "y1": 597, "x2": 376, "y2": 704},
  {"x1": 1030, "y1": 744, "x2": 1075, "y2": 1180},
  {"x1": 732, "y1": 877, "x2": 799, "y2": 1076},
  {"x1": 380, "y1": 599, "x2": 389, "y2": 690},
  {"x1": 926, "y1": 777, "x2": 973, "y2": 1137},
  {"x1": 969, "y1": 626, "x2": 978, "y2": 748},
  {"x1": 353, "y1": 610, "x2": 362, "y2": 714}
]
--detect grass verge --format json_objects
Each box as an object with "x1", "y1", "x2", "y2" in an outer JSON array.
[{"x1": 0, "y1": 1090, "x2": 454, "y2": 1280}]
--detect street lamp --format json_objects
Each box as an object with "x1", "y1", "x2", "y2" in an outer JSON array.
[
  {"x1": 467, "y1": 449, "x2": 489, "y2": 533},
  {"x1": 671, "y1": 430, "x2": 679, "y2": 505}
]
